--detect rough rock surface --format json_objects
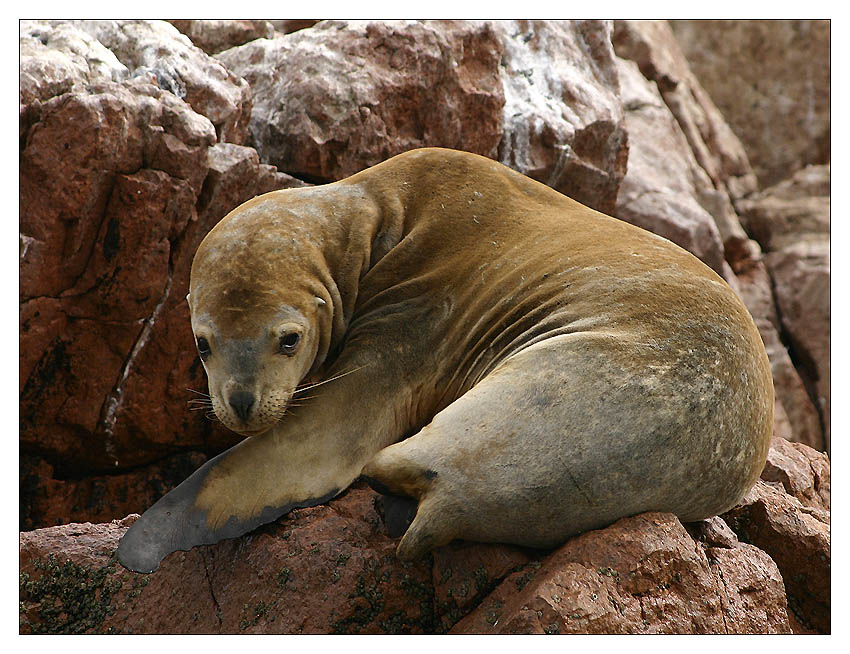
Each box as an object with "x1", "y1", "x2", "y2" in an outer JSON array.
[
  {"x1": 218, "y1": 19, "x2": 628, "y2": 215},
  {"x1": 612, "y1": 20, "x2": 757, "y2": 202},
  {"x1": 268, "y1": 20, "x2": 320, "y2": 35},
  {"x1": 733, "y1": 254, "x2": 825, "y2": 451},
  {"x1": 738, "y1": 165, "x2": 831, "y2": 451},
  {"x1": 20, "y1": 452, "x2": 207, "y2": 531},
  {"x1": 723, "y1": 481, "x2": 830, "y2": 634},
  {"x1": 614, "y1": 56, "x2": 725, "y2": 275},
  {"x1": 19, "y1": 439, "x2": 829, "y2": 634},
  {"x1": 216, "y1": 20, "x2": 507, "y2": 184},
  {"x1": 20, "y1": 20, "x2": 306, "y2": 518},
  {"x1": 20, "y1": 20, "x2": 252, "y2": 143},
  {"x1": 611, "y1": 19, "x2": 761, "y2": 300},
  {"x1": 493, "y1": 20, "x2": 628, "y2": 215},
  {"x1": 16, "y1": 490, "x2": 785, "y2": 634},
  {"x1": 169, "y1": 19, "x2": 275, "y2": 55},
  {"x1": 670, "y1": 20, "x2": 830, "y2": 188},
  {"x1": 453, "y1": 513, "x2": 788, "y2": 634}
]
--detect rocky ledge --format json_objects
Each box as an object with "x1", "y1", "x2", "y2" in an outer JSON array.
[{"x1": 20, "y1": 438, "x2": 829, "y2": 634}]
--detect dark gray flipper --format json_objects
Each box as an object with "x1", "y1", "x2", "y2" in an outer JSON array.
[{"x1": 117, "y1": 446, "x2": 339, "y2": 573}]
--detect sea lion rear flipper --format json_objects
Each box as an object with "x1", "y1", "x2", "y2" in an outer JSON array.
[{"x1": 117, "y1": 439, "x2": 341, "y2": 573}]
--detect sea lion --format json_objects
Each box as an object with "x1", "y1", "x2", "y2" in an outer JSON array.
[{"x1": 117, "y1": 147, "x2": 773, "y2": 573}]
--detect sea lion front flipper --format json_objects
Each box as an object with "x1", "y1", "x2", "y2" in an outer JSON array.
[
  {"x1": 117, "y1": 434, "x2": 345, "y2": 573},
  {"x1": 118, "y1": 360, "x2": 399, "y2": 574}
]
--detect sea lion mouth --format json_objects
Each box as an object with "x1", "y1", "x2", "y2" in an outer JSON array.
[{"x1": 231, "y1": 424, "x2": 274, "y2": 437}]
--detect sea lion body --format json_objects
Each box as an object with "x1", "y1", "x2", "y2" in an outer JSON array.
[{"x1": 117, "y1": 148, "x2": 773, "y2": 572}]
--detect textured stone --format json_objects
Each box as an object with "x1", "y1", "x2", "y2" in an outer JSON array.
[
  {"x1": 19, "y1": 453, "x2": 207, "y2": 531},
  {"x1": 613, "y1": 20, "x2": 757, "y2": 201},
  {"x1": 22, "y1": 19, "x2": 253, "y2": 143},
  {"x1": 19, "y1": 21, "x2": 127, "y2": 106},
  {"x1": 736, "y1": 165, "x2": 830, "y2": 451},
  {"x1": 723, "y1": 481, "x2": 830, "y2": 633},
  {"x1": 19, "y1": 485, "x2": 529, "y2": 634},
  {"x1": 451, "y1": 512, "x2": 789, "y2": 634},
  {"x1": 766, "y1": 240, "x2": 830, "y2": 449},
  {"x1": 494, "y1": 20, "x2": 628, "y2": 214},
  {"x1": 733, "y1": 255, "x2": 824, "y2": 451},
  {"x1": 670, "y1": 20, "x2": 830, "y2": 188},
  {"x1": 218, "y1": 20, "x2": 628, "y2": 215},
  {"x1": 268, "y1": 20, "x2": 320, "y2": 34},
  {"x1": 614, "y1": 56, "x2": 725, "y2": 275},
  {"x1": 217, "y1": 20, "x2": 506, "y2": 184},
  {"x1": 760, "y1": 438, "x2": 830, "y2": 512},
  {"x1": 738, "y1": 165, "x2": 830, "y2": 252},
  {"x1": 169, "y1": 19, "x2": 274, "y2": 54},
  {"x1": 21, "y1": 485, "x2": 806, "y2": 634},
  {"x1": 20, "y1": 30, "x2": 306, "y2": 521}
]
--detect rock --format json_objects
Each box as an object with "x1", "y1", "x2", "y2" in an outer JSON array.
[
  {"x1": 218, "y1": 20, "x2": 628, "y2": 214},
  {"x1": 21, "y1": 483, "x2": 808, "y2": 634},
  {"x1": 723, "y1": 481, "x2": 830, "y2": 633},
  {"x1": 216, "y1": 20, "x2": 506, "y2": 184},
  {"x1": 20, "y1": 29, "x2": 307, "y2": 523},
  {"x1": 612, "y1": 20, "x2": 757, "y2": 201},
  {"x1": 738, "y1": 165, "x2": 830, "y2": 252},
  {"x1": 494, "y1": 20, "x2": 628, "y2": 214},
  {"x1": 169, "y1": 19, "x2": 275, "y2": 55},
  {"x1": 733, "y1": 256, "x2": 825, "y2": 451},
  {"x1": 766, "y1": 240, "x2": 830, "y2": 447},
  {"x1": 452, "y1": 512, "x2": 789, "y2": 634},
  {"x1": 19, "y1": 485, "x2": 526, "y2": 634},
  {"x1": 613, "y1": 56, "x2": 725, "y2": 275},
  {"x1": 20, "y1": 20, "x2": 252, "y2": 144},
  {"x1": 268, "y1": 20, "x2": 320, "y2": 34},
  {"x1": 738, "y1": 165, "x2": 830, "y2": 451},
  {"x1": 670, "y1": 20, "x2": 830, "y2": 188},
  {"x1": 760, "y1": 438, "x2": 830, "y2": 512},
  {"x1": 19, "y1": 21, "x2": 127, "y2": 106},
  {"x1": 19, "y1": 453, "x2": 207, "y2": 531}
]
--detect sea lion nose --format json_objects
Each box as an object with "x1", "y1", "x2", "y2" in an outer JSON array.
[{"x1": 229, "y1": 390, "x2": 255, "y2": 421}]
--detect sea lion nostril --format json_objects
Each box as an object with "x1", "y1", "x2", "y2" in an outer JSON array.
[{"x1": 229, "y1": 390, "x2": 255, "y2": 421}]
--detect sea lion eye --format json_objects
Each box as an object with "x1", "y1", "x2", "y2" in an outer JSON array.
[
  {"x1": 196, "y1": 336, "x2": 211, "y2": 361},
  {"x1": 279, "y1": 332, "x2": 300, "y2": 356}
]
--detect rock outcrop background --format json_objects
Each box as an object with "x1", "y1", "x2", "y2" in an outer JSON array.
[{"x1": 19, "y1": 20, "x2": 830, "y2": 634}]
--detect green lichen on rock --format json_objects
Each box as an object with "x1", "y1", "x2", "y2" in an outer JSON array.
[
  {"x1": 330, "y1": 566, "x2": 387, "y2": 633},
  {"x1": 19, "y1": 555, "x2": 122, "y2": 634},
  {"x1": 276, "y1": 566, "x2": 292, "y2": 588},
  {"x1": 515, "y1": 560, "x2": 543, "y2": 591},
  {"x1": 331, "y1": 556, "x2": 437, "y2": 634},
  {"x1": 239, "y1": 600, "x2": 270, "y2": 630}
]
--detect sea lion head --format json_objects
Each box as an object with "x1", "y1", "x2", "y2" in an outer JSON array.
[{"x1": 187, "y1": 194, "x2": 332, "y2": 436}]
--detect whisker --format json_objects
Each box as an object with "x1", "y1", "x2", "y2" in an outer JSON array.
[
  {"x1": 294, "y1": 365, "x2": 369, "y2": 394},
  {"x1": 186, "y1": 388, "x2": 211, "y2": 398}
]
